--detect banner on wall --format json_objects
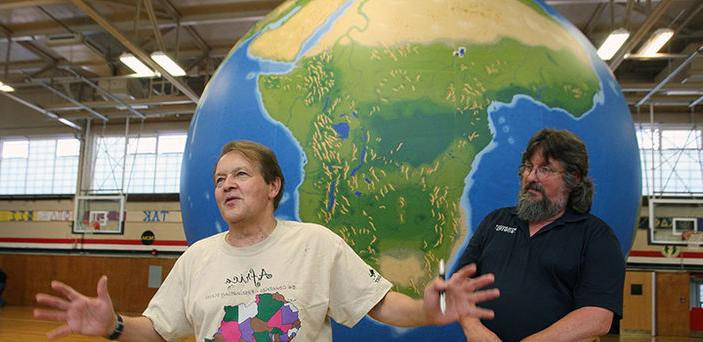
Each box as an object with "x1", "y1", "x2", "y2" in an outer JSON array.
[
  {"x1": 0, "y1": 210, "x2": 184, "y2": 223},
  {"x1": 0, "y1": 210, "x2": 72, "y2": 222}
]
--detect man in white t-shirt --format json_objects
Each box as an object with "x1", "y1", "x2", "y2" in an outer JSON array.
[{"x1": 34, "y1": 140, "x2": 499, "y2": 341}]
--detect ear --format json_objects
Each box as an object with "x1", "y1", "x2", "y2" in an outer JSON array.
[
  {"x1": 268, "y1": 177, "x2": 282, "y2": 200},
  {"x1": 567, "y1": 171, "x2": 582, "y2": 190},
  {"x1": 573, "y1": 171, "x2": 582, "y2": 184}
]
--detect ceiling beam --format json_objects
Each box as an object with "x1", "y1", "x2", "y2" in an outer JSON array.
[
  {"x1": 0, "y1": 91, "x2": 81, "y2": 130},
  {"x1": 620, "y1": 82, "x2": 703, "y2": 94},
  {"x1": 620, "y1": 81, "x2": 703, "y2": 93},
  {"x1": 144, "y1": 0, "x2": 166, "y2": 52},
  {"x1": 673, "y1": 1, "x2": 703, "y2": 37},
  {"x1": 0, "y1": 45, "x2": 232, "y2": 76},
  {"x1": 635, "y1": 45, "x2": 703, "y2": 107},
  {"x1": 62, "y1": 104, "x2": 195, "y2": 119},
  {"x1": 0, "y1": 0, "x2": 66, "y2": 10},
  {"x1": 0, "y1": 24, "x2": 59, "y2": 64},
  {"x1": 37, "y1": 80, "x2": 108, "y2": 121},
  {"x1": 608, "y1": 0, "x2": 673, "y2": 71},
  {"x1": 70, "y1": 0, "x2": 199, "y2": 103},
  {"x1": 625, "y1": 95, "x2": 700, "y2": 106},
  {"x1": 137, "y1": 26, "x2": 174, "y2": 51},
  {"x1": 2, "y1": 3, "x2": 275, "y2": 39},
  {"x1": 45, "y1": 95, "x2": 192, "y2": 112},
  {"x1": 94, "y1": 0, "x2": 170, "y2": 18},
  {"x1": 583, "y1": 3, "x2": 607, "y2": 35},
  {"x1": 62, "y1": 66, "x2": 147, "y2": 119},
  {"x1": 159, "y1": 0, "x2": 211, "y2": 55}
]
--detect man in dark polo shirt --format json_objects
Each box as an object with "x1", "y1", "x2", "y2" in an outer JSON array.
[{"x1": 458, "y1": 129, "x2": 624, "y2": 342}]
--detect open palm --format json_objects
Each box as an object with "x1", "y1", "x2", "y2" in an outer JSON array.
[
  {"x1": 422, "y1": 263, "x2": 499, "y2": 325},
  {"x1": 34, "y1": 276, "x2": 116, "y2": 339}
]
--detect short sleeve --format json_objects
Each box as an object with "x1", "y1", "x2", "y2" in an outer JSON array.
[
  {"x1": 326, "y1": 237, "x2": 392, "y2": 327},
  {"x1": 143, "y1": 255, "x2": 193, "y2": 340},
  {"x1": 573, "y1": 222, "x2": 625, "y2": 318},
  {"x1": 456, "y1": 210, "x2": 496, "y2": 272}
]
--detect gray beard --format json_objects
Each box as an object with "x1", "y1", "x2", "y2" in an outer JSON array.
[{"x1": 516, "y1": 183, "x2": 567, "y2": 222}]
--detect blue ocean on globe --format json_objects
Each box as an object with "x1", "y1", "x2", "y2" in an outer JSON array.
[{"x1": 181, "y1": 0, "x2": 640, "y2": 340}]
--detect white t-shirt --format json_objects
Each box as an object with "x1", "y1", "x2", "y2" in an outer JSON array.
[{"x1": 143, "y1": 220, "x2": 392, "y2": 341}]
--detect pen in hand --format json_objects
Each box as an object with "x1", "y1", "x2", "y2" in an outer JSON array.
[{"x1": 439, "y1": 259, "x2": 446, "y2": 315}]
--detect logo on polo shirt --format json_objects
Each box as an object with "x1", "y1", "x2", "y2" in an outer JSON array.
[
  {"x1": 369, "y1": 268, "x2": 382, "y2": 283},
  {"x1": 495, "y1": 224, "x2": 517, "y2": 234}
]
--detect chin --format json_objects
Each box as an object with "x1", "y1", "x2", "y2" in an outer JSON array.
[{"x1": 221, "y1": 212, "x2": 239, "y2": 223}]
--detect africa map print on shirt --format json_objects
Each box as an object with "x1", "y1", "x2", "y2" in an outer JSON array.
[{"x1": 206, "y1": 293, "x2": 301, "y2": 342}]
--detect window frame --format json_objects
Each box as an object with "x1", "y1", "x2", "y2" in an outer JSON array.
[
  {"x1": 91, "y1": 132, "x2": 187, "y2": 194},
  {"x1": 637, "y1": 124, "x2": 703, "y2": 196},
  {"x1": 0, "y1": 136, "x2": 81, "y2": 195}
]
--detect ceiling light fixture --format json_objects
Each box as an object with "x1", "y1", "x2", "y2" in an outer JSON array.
[
  {"x1": 119, "y1": 52, "x2": 156, "y2": 77},
  {"x1": 597, "y1": 28, "x2": 630, "y2": 60},
  {"x1": 150, "y1": 51, "x2": 186, "y2": 77},
  {"x1": 637, "y1": 28, "x2": 674, "y2": 56},
  {"x1": 57, "y1": 117, "x2": 81, "y2": 130},
  {"x1": 665, "y1": 89, "x2": 703, "y2": 96},
  {"x1": 0, "y1": 81, "x2": 15, "y2": 92}
]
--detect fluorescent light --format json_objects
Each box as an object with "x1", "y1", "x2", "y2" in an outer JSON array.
[
  {"x1": 57, "y1": 117, "x2": 81, "y2": 130},
  {"x1": 665, "y1": 89, "x2": 702, "y2": 96},
  {"x1": 0, "y1": 81, "x2": 14, "y2": 92},
  {"x1": 597, "y1": 28, "x2": 630, "y2": 60},
  {"x1": 116, "y1": 104, "x2": 148, "y2": 110},
  {"x1": 637, "y1": 28, "x2": 674, "y2": 56},
  {"x1": 150, "y1": 51, "x2": 186, "y2": 77},
  {"x1": 119, "y1": 52, "x2": 156, "y2": 77}
]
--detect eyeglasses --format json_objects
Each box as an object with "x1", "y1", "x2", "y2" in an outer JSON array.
[{"x1": 520, "y1": 164, "x2": 564, "y2": 179}]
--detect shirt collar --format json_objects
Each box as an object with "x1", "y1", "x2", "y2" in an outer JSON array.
[{"x1": 510, "y1": 206, "x2": 589, "y2": 228}]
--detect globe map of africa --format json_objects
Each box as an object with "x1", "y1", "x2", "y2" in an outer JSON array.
[{"x1": 181, "y1": 0, "x2": 641, "y2": 340}]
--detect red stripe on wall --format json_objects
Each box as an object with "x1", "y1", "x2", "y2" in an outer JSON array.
[
  {"x1": 628, "y1": 250, "x2": 703, "y2": 259},
  {"x1": 679, "y1": 252, "x2": 703, "y2": 258},
  {"x1": 628, "y1": 250, "x2": 664, "y2": 257},
  {"x1": 0, "y1": 237, "x2": 188, "y2": 246}
]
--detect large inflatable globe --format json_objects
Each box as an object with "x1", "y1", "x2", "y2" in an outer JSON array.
[{"x1": 181, "y1": 0, "x2": 640, "y2": 340}]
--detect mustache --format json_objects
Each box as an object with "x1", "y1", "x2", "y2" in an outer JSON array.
[{"x1": 522, "y1": 182, "x2": 545, "y2": 195}]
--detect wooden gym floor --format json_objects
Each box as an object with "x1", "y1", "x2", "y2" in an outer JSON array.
[
  {"x1": 0, "y1": 306, "x2": 102, "y2": 341},
  {"x1": 0, "y1": 306, "x2": 195, "y2": 341}
]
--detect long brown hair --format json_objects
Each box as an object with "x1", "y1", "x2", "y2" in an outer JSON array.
[{"x1": 521, "y1": 129, "x2": 594, "y2": 213}]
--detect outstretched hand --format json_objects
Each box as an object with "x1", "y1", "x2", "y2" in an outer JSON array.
[
  {"x1": 33, "y1": 275, "x2": 116, "y2": 340},
  {"x1": 422, "y1": 263, "x2": 499, "y2": 325}
]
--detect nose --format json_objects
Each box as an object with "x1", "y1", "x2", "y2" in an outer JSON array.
[
  {"x1": 523, "y1": 167, "x2": 541, "y2": 182},
  {"x1": 222, "y1": 174, "x2": 239, "y2": 190}
]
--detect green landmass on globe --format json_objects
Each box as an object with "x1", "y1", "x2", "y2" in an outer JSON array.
[{"x1": 250, "y1": 0, "x2": 599, "y2": 297}]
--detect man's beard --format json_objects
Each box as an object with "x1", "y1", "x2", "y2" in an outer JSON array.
[{"x1": 516, "y1": 181, "x2": 568, "y2": 222}]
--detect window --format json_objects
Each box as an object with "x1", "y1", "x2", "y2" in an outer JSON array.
[
  {"x1": 0, "y1": 137, "x2": 80, "y2": 195},
  {"x1": 92, "y1": 133, "x2": 186, "y2": 193},
  {"x1": 637, "y1": 125, "x2": 703, "y2": 196},
  {"x1": 691, "y1": 278, "x2": 703, "y2": 308}
]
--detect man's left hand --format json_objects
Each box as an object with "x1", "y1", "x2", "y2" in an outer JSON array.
[{"x1": 422, "y1": 263, "x2": 499, "y2": 325}]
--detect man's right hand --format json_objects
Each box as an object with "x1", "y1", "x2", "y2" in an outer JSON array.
[
  {"x1": 461, "y1": 316, "x2": 502, "y2": 342},
  {"x1": 34, "y1": 275, "x2": 116, "y2": 339}
]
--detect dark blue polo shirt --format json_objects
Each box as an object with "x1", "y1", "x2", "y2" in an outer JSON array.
[{"x1": 457, "y1": 207, "x2": 624, "y2": 342}]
